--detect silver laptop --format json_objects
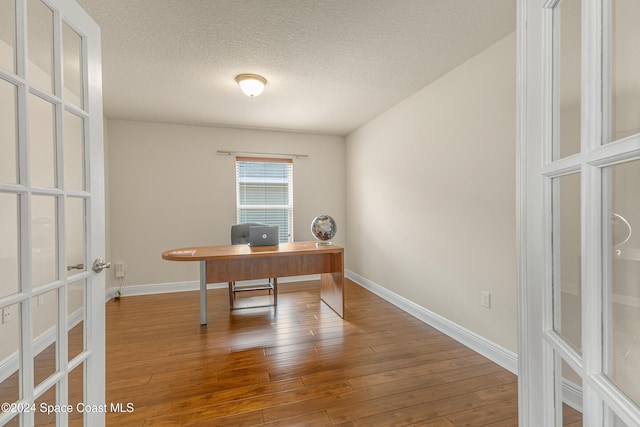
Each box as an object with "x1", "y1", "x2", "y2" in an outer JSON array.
[{"x1": 248, "y1": 225, "x2": 279, "y2": 247}]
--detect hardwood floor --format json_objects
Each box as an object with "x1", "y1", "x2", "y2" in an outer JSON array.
[
  {"x1": 0, "y1": 280, "x2": 586, "y2": 426},
  {"x1": 0, "y1": 280, "x2": 583, "y2": 426},
  {"x1": 102, "y1": 281, "x2": 576, "y2": 427},
  {"x1": 103, "y1": 280, "x2": 580, "y2": 426}
]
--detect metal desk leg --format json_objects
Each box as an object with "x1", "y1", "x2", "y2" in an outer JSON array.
[{"x1": 200, "y1": 261, "x2": 207, "y2": 325}]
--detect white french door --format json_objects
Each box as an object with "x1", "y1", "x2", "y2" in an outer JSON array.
[
  {"x1": 519, "y1": 0, "x2": 640, "y2": 425},
  {"x1": 0, "y1": 0, "x2": 105, "y2": 426}
]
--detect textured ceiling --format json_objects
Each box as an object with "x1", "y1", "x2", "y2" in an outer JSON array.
[{"x1": 76, "y1": 0, "x2": 516, "y2": 136}]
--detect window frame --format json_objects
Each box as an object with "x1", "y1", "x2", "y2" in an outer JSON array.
[{"x1": 235, "y1": 156, "x2": 294, "y2": 243}]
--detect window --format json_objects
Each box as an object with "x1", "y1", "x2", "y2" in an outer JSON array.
[{"x1": 236, "y1": 157, "x2": 293, "y2": 243}]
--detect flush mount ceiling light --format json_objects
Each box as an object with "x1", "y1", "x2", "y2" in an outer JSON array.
[{"x1": 236, "y1": 74, "x2": 267, "y2": 97}]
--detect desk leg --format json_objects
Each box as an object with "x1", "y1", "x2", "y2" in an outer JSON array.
[
  {"x1": 200, "y1": 261, "x2": 207, "y2": 325},
  {"x1": 320, "y1": 272, "x2": 344, "y2": 318},
  {"x1": 319, "y1": 252, "x2": 344, "y2": 318}
]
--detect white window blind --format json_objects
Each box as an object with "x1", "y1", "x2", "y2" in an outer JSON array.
[{"x1": 236, "y1": 157, "x2": 293, "y2": 243}]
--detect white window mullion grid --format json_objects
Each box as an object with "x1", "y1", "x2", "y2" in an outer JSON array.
[
  {"x1": 539, "y1": 0, "x2": 638, "y2": 424},
  {"x1": 601, "y1": 0, "x2": 612, "y2": 150},
  {"x1": 543, "y1": 163, "x2": 585, "y2": 426},
  {"x1": 13, "y1": 0, "x2": 36, "y2": 424},
  {"x1": 54, "y1": 4, "x2": 72, "y2": 423},
  {"x1": 548, "y1": 2, "x2": 587, "y2": 404},
  {"x1": 582, "y1": 162, "x2": 605, "y2": 427},
  {"x1": 75, "y1": 21, "x2": 95, "y2": 426},
  {"x1": 82, "y1": 11, "x2": 107, "y2": 418},
  {"x1": 543, "y1": 170, "x2": 559, "y2": 427},
  {"x1": 540, "y1": 0, "x2": 630, "y2": 424},
  {"x1": 601, "y1": 163, "x2": 615, "y2": 426},
  {"x1": 584, "y1": 149, "x2": 640, "y2": 427},
  {"x1": 1, "y1": 1, "x2": 103, "y2": 425},
  {"x1": 580, "y1": 0, "x2": 605, "y2": 423},
  {"x1": 1, "y1": 1, "x2": 73, "y2": 424},
  {"x1": 519, "y1": 0, "x2": 640, "y2": 425},
  {"x1": 541, "y1": 3, "x2": 582, "y2": 424},
  {"x1": 79, "y1": 25, "x2": 90, "y2": 192},
  {"x1": 582, "y1": 0, "x2": 640, "y2": 424}
]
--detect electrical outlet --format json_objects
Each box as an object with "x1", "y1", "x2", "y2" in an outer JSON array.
[
  {"x1": 481, "y1": 291, "x2": 491, "y2": 308},
  {"x1": 37, "y1": 294, "x2": 44, "y2": 306},
  {"x1": 1, "y1": 307, "x2": 12, "y2": 324},
  {"x1": 115, "y1": 262, "x2": 125, "y2": 278}
]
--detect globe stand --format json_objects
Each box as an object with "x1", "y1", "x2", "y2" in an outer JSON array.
[{"x1": 315, "y1": 240, "x2": 333, "y2": 247}]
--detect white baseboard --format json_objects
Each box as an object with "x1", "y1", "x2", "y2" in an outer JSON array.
[
  {"x1": 106, "y1": 274, "x2": 321, "y2": 301},
  {"x1": 345, "y1": 269, "x2": 518, "y2": 374},
  {"x1": 562, "y1": 378, "x2": 583, "y2": 412},
  {"x1": 345, "y1": 269, "x2": 585, "y2": 412},
  {"x1": 106, "y1": 280, "x2": 223, "y2": 300}
]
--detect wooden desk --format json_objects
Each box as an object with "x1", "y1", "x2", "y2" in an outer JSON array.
[{"x1": 162, "y1": 242, "x2": 344, "y2": 324}]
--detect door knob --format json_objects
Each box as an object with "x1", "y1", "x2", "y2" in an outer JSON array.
[{"x1": 92, "y1": 258, "x2": 111, "y2": 273}]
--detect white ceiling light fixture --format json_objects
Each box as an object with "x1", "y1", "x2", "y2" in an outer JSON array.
[{"x1": 236, "y1": 74, "x2": 267, "y2": 97}]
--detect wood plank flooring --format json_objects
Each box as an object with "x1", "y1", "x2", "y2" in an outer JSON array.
[{"x1": 100, "y1": 279, "x2": 579, "y2": 426}]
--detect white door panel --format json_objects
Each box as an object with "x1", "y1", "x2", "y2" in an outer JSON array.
[
  {"x1": 519, "y1": 0, "x2": 640, "y2": 425},
  {"x1": 0, "y1": 0, "x2": 104, "y2": 425}
]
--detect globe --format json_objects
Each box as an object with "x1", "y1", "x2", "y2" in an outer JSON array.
[{"x1": 311, "y1": 215, "x2": 337, "y2": 245}]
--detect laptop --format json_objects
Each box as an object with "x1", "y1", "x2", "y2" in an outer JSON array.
[{"x1": 248, "y1": 225, "x2": 279, "y2": 247}]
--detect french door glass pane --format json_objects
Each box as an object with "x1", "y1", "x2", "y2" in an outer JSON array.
[
  {"x1": 68, "y1": 363, "x2": 84, "y2": 426},
  {"x1": 0, "y1": 193, "x2": 19, "y2": 298},
  {"x1": 0, "y1": 302, "x2": 21, "y2": 409},
  {"x1": 63, "y1": 22, "x2": 84, "y2": 108},
  {"x1": 65, "y1": 197, "x2": 85, "y2": 276},
  {"x1": 31, "y1": 195, "x2": 57, "y2": 287},
  {"x1": 67, "y1": 280, "x2": 85, "y2": 361},
  {"x1": 605, "y1": 159, "x2": 640, "y2": 406},
  {"x1": 34, "y1": 383, "x2": 56, "y2": 426},
  {"x1": 33, "y1": 288, "x2": 58, "y2": 387},
  {"x1": 29, "y1": 94, "x2": 56, "y2": 188},
  {"x1": 27, "y1": 0, "x2": 54, "y2": 94},
  {"x1": 560, "y1": 360, "x2": 583, "y2": 425},
  {"x1": 609, "y1": 0, "x2": 640, "y2": 142},
  {"x1": 0, "y1": 0, "x2": 16, "y2": 74},
  {"x1": 552, "y1": 173, "x2": 582, "y2": 351},
  {"x1": 63, "y1": 110, "x2": 85, "y2": 191},
  {"x1": 555, "y1": 0, "x2": 581, "y2": 160},
  {"x1": 607, "y1": 409, "x2": 630, "y2": 427},
  {"x1": 0, "y1": 79, "x2": 17, "y2": 184},
  {"x1": 1, "y1": 416, "x2": 17, "y2": 426}
]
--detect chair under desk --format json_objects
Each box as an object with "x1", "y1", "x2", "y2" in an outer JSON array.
[
  {"x1": 162, "y1": 242, "x2": 344, "y2": 324},
  {"x1": 228, "y1": 222, "x2": 277, "y2": 309}
]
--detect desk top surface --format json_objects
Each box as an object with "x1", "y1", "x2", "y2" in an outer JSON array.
[{"x1": 162, "y1": 241, "x2": 343, "y2": 262}]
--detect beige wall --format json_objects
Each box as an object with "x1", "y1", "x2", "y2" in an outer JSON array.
[
  {"x1": 345, "y1": 33, "x2": 518, "y2": 352},
  {"x1": 106, "y1": 120, "x2": 345, "y2": 288}
]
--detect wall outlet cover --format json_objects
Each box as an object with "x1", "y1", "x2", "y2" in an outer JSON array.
[{"x1": 481, "y1": 291, "x2": 491, "y2": 308}]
